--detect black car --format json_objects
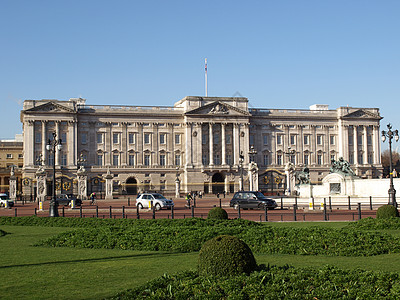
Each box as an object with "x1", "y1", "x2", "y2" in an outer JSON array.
[
  {"x1": 230, "y1": 191, "x2": 277, "y2": 210},
  {"x1": 55, "y1": 194, "x2": 82, "y2": 206}
]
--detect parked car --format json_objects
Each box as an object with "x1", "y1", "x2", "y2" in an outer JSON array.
[
  {"x1": 0, "y1": 193, "x2": 14, "y2": 207},
  {"x1": 136, "y1": 193, "x2": 174, "y2": 210},
  {"x1": 55, "y1": 194, "x2": 82, "y2": 206},
  {"x1": 230, "y1": 191, "x2": 277, "y2": 210}
]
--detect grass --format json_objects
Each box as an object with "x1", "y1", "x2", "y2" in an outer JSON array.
[{"x1": 1, "y1": 221, "x2": 400, "y2": 299}]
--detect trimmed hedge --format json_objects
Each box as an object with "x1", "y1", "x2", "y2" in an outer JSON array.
[
  {"x1": 207, "y1": 207, "x2": 228, "y2": 220},
  {"x1": 377, "y1": 205, "x2": 399, "y2": 219},
  {"x1": 107, "y1": 266, "x2": 400, "y2": 299},
  {"x1": 31, "y1": 219, "x2": 400, "y2": 256},
  {"x1": 347, "y1": 217, "x2": 400, "y2": 230},
  {"x1": 198, "y1": 235, "x2": 257, "y2": 276}
]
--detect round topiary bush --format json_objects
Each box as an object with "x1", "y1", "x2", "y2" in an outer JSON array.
[
  {"x1": 207, "y1": 207, "x2": 228, "y2": 220},
  {"x1": 198, "y1": 235, "x2": 257, "y2": 277},
  {"x1": 376, "y1": 205, "x2": 399, "y2": 219}
]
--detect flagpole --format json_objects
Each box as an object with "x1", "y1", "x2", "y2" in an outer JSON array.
[{"x1": 205, "y1": 58, "x2": 208, "y2": 97}]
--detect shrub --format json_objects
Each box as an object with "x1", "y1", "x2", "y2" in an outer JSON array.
[
  {"x1": 207, "y1": 207, "x2": 228, "y2": 220},
  {"x1": 376, "y1": 205, "x2": 399, "y2": 219},
  {"x1": 198, "y1": 235, "x2": 257, "y2": 276}
]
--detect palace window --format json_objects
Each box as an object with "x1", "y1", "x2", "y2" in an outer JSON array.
[
  {"x1": 175, "y1": 134, "x2": 181, "y2": 144},
  {"x1": 330, "y1": 135, "x2": 335, "y2": 145},
  {"x1": 317, "y1": 154, "x2": 323, "y2": 165},
  {"x1": 277, "y1": 154, "x2": 282, "y2": 165},
  {"x1": 304, "y1": 135, "x2": 309, "y2": 145},
  {"x1": 97, "y1": 133, "x2": 103, "y2": 144},
  {"x1": 277, "y1": 135, "x2": 283, "y2": 145},
  {"x1": 290, "y1": 135, "x2": 296, "y2": 145},
  {"x1": 81, "y1": 133, "x2": 87, "y2": 144},
  {"x1": 144, "y1": 154, "x2": 150, "y2": 166},
  {"x1": 263, "y1": 154, "x2": 269, "y2": 165},
  {"x1": 160, "y1": 154, "x2": 166, "y2": 166},
  {"x1": 144, "y1": 133, "x2": 150, "y2": 144},
  {"x1": 113, "y1": 154, "x2": 119, "y2": 166},
  {"x1": 304, "y1": 154, "x2": 309, "y2": 165},
  {"x1": 113, "y1": 133, "x2": 119, "y2": 144},
  {"x1": 214, "y1": 154, "x2": 220, "y2": 165},
  {"x1": 202, "y1": 154, "x2": 208, "y2": 165},
  {"x1": 263, "y1": 135, "x2": 269, "y2": 145},
  {"x1": 317, "y1": 135, "x2": 323, "y2": 145},
  {"x1": 160, "y1": 133, "x2": 166, "y2": 145},
  {"x1": 97, "y1": 154, "x2": 103, "y2": 166},
  {"x1": 129, "y1": 133, "x2": 135, "y2": 144},
  {"x1": 61, "y1": 154, "x2": 67, "y2": 166},
  {"x1": 175, "y1": 154, "x2": 181, "y2": 166},
  {"x1": 128, "y1": 154, "x2": 135, "y2": 166},
  {"x1": 226, "y1": 134, "x2": 231, "y2": 144}
]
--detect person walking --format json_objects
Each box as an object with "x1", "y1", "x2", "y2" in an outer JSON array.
[{"x1": 90, "y1": 192, "x2": 96, "y2": 205}]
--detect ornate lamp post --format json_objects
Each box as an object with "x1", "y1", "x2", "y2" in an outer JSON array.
[
  {"x1": 249, "y1": 145, "x2": 257, "y2": 162},
  {"x1": 239, "y1": 151, "x2": 244, "y2": 191},
  {"x1": 382, "y1": 123, "x2": 399, "y2": 207},
  {"x1": 46, "y1": 132, "x2": 63, "y2": 217}
]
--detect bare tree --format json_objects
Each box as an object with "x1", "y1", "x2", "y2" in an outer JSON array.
[{"x1": 381, "y1": 149, "x2": 400, "y2": 177}]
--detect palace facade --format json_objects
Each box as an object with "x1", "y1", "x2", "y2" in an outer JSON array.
[{"x1": 20, "y1": 96, "x2": 382, "y2": 196}]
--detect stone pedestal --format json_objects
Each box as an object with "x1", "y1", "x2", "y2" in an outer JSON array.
[
  {"x1": 103, "y1": 168, "x2": 114, "y2": 201},
  {"x1": 36, "y1": 167, "x2": 47, "y2": 203},
  {"x1": 77, "y1": 166, "x2": 87, "y2": 200},
  {"x1": 285, "y1": 162, "x2": 295, "y2": 195},
  {"x1": 175, "y1": 178, "x2": 180, "y2": 198},
  {"x1": 248, "y1": 162, "x2": 259, "y2": 191}
]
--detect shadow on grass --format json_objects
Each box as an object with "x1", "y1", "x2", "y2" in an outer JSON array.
[{"x1": 0, "y1": 251, "x2": 184, "y2": 269}]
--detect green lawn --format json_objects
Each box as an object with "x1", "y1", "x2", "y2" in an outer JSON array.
[{"x1": 1, "y1": 222, "x2": 400, "y2": 299}]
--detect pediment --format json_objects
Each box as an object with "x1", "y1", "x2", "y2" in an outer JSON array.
[
  {"x1": 185, "y1": 101, "x2": 250, "y2": 116},
  {"x1": 25, "y1": 101, "x2": 75, "y2": 114},
  {"x1": 342, "y1": 109, "x2": 381, "y2": 120}
]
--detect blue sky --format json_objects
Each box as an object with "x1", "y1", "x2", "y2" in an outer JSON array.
[{"x1": 2, "y1": 0, "x2": 400, "y2": 150}]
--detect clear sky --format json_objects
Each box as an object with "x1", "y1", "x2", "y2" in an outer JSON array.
[{"x1": 1, "y1": 0, "x2": 399, "y2": 150}]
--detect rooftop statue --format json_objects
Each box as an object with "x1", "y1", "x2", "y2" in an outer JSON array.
[{"x1": 330, "y1": 157, "x2": 356, "y2": 176}]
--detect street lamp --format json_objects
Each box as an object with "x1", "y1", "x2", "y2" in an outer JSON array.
[
  {"x1": 249, "y1": 145, "x2": 257, "y2": 162},
  {"x1": 46, "y1": 132, "x2": 63, "y2": 217},
  {"x1": 284, "y1": 147, "x2": 296, "y2": 163},
  {"x1": 239, "y1": 151, "x2": 244, "y2": 191},
  {"x1": 382, "y1": 123, "x2": 399, "y2": 207}
]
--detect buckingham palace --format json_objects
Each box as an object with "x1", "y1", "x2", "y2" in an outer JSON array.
[{"x1": 20, "y1": 96, "x2": 382, "y2": 197}]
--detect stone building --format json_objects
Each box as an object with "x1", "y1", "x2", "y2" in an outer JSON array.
[
  {"x1": 20, "y1": 96, "x2": 382, "y2": 197},
  {"x1": 0, "y1": 135, "x2": 23, "y2": 194}
]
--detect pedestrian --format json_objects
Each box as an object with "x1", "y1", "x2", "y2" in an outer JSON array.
[
  {"x1": 223, "y1": 191, "x2": 226, "y2": 198},
  {"x1": 90, "y1": 192, "x2": 96, "y2": 205},
  {"x1": 185, "y1": 192, "x2": 192, "y2": 208}
]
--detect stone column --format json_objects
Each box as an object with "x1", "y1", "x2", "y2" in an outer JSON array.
[
  {"x1": 25, "y1": 121, "x2": 35, "y2": 167},
  {"x1": 167, "y1": 123, "x2": 174, "y2": 167},
  {"x1": 137, "y1": 123, "x2": 143, "y2": 166},
  {"x1": 221, "y1": 123, "x2": 226, "y2": 165},
  {"x1": 353, "y1": 126, "x2": 358, "y2": 164},
  {"x1": 55, "y1": 121, "x2": 60, "y2": 166},
  {"x1": 121, "y1": 122, "x2": 128, "y2": 166},
  {"x1": 185, "y1": 122, "x2": 193, "y2": 167},
  {"x1": 103, "y1": 167, "x2": 114, "y2": 200},
  {"x1": 41, "y1": 121, "x2": 47, "y2": 164},
  {"x1": 67, "y1": 121, "x2": 76, "y2": 168},
  {"x1": 363, "y1": 126, "x2": 368, "y2": 164},
  {"x1": 105, "y1": 122, "x2": 111, "y2": 166},
  {"x1": 373, "y1": 125, "x2": 380, "y2": 164},
  {"x1": 209, "y1": 123, "x2": 214, "y2": 166},
  {"x1": 233, "y1": 123, "x2": 240, "y2": 165},
  {"x1": 244, "y1": 123, "x2": 250, "y2": 164}
]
